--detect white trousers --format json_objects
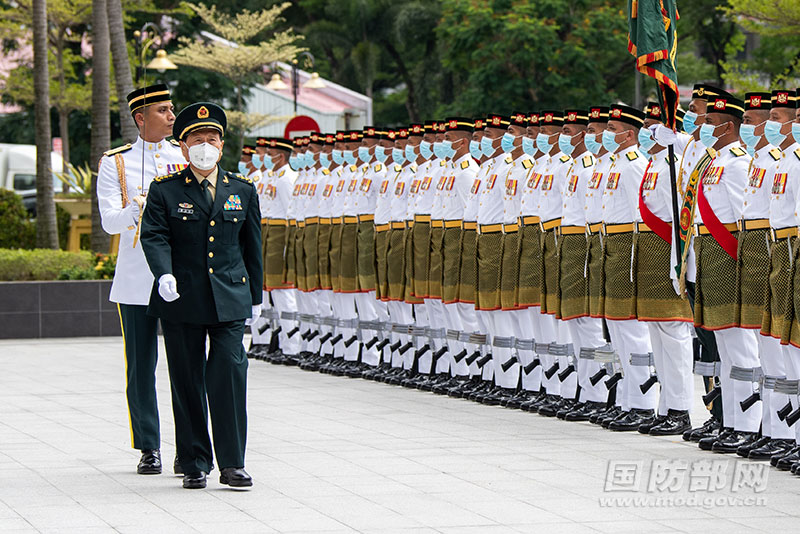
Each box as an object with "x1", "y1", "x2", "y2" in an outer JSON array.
[
  {"x1": 271, "y1": 288, "x2": 300, "y2": 356},
  {"x1": 606, "y1": 319, "x2": 657, "y2": 411},
  {"x1": 715, "y1": 328, "x2": 760, "y2": 432},
  {"x1": 647, "y1": 321, "x2": 693, "y2": 414},
  {"x1": 565, "y1": 316, "x2": 609, "y2": 403},
  {"x1": 387, "y1": 300, "x2": 414, "y2": 368},
  {"x1": 331, "y1": 292, "x2": 359, "y2": 361}
]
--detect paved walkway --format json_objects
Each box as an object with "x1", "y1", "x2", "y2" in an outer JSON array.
[{"x1": 1, "y1": 337, "x2": 798, "y2": 533}]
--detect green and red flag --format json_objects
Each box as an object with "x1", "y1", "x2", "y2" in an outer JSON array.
[{"x1": 627, "y1": 0, "x2": 679, "y2": 128}]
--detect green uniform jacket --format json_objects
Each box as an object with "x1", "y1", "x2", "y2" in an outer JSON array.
[{"x1": 141, "y1": 165, "x2": 263, "y2": 324}]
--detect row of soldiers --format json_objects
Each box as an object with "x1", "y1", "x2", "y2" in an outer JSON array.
[{"x1": 242, "y1": 84, "x2": 800, "y2": 472}]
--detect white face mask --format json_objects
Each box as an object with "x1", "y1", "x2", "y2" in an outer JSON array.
[{"x1": 187, "y1": 142, "x2": 220, "y2": 171}]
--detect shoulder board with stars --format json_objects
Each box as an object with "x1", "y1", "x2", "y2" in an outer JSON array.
[
  {"x1": 730, "y1": 146, "x2": 746, "y2": 157},
  {"x1": 228, "y1": 171, "x2": 253, "y2": 184},
  {"x1": 504, "y1": 155, "x2": 513, "y2": 164},
  {"x1": 103, "y1": 143, "x2": 132, "y2": 157},
  {"x1": 169, "y1": 138, "x2": 180, "y2": 147},
  {"x1": 625, "y1": 151, "x2": 639, "y2": 161},
  {"x1": 559, "y1": 154, "x2": 571, "y2": 163},
  {"x1": 582, "y1": 154, "x2": 594, "y2": 168},
  {"x1": 769, "y1": 148, "x2": 782, "y2": 161},
  {"x1": 153, "y1": 172, "x2": 178, "y2": 183},
  {"x1": 461, "y1": 160, "x2": 470, "y2": 170},
  {"x1": 521, "y1": 158, "x2": 533, "y2": 169}
]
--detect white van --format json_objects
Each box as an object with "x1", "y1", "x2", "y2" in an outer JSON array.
[{"x1": 0, "y1": 143, "x2": 64, "y2": 214}]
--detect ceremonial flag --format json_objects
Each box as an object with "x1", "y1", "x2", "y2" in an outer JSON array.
[{"x1": 627, "y1": 0, "x2": 679, "y2": 128}]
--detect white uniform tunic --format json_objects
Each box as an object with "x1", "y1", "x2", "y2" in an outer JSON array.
[{"x1": 97, "y1": 136, "x2": 186, "y2": 305}]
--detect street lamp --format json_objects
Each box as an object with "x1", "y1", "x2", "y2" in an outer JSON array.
[
  {"x1": 267, "y1": 52, "x2": 326, "y2": 114},
  {"x1": 133, "y1": 23, "x2": 178, "y2": 86}
]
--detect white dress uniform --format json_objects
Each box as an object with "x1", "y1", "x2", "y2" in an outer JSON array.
[
  {"x1": 637, "y1": 148, "x2": 694, "y2": 414},
  {"x1": 601, "y1": 146, "x2": 657, "y2": 412},
  {"x1": 373, "y1": 155, "x2": 395, "y2": 365},
  {"x1": 536, "y1": 149, "x2": 576, "y2": 399},
  {"x1": 560, "y1": 149, "x2": 608, "y2": 403},
  {"x1": 263, "y1": 163, "x2": 300, "y2": 357},
  {"x1": 694, "y1": 142, "x2": 759, "y2": 432},
  {"x1": 248, "y1": 166, "x2": 273, "y2": 348},
  {"x1": 741, "y1": 143, "x2": 783, "y2": 439},
  {"x1": 99, "y1": 137, "x2": 187, "y2": 304},
  {"x1": 767, "y1": 143, "x2": 800, "y2": 442},
  {"x1": 388, "y1": 160, "x2": 414, "y2": 369}
]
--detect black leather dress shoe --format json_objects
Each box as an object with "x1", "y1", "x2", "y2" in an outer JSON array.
[
  {"x1": 537, "y1": 397, "x2": 565, "y2": 417},
  {"x1": 712, "y1": 431, "x2": 757, "y2": 453},
  {"x1": 748, "y1": 438, "x2": 795, "y2": 461},
  {"x1": 637, "y1": 414, "x2": 666, "y2": 434},
  {"x1": 183, "y1": 471, "x2": 207, "y2": 489},
  {"x1": 684, "y1": 417, "x2": 721, "y2": 442},
  {"x1": 608, "y1": 408, "x2": 655, "y2": 431},
  {"x1": 482, "y1": 387, "x2": 515, "y2": 406},
  {"x1": 519, "y1": 391, "x2": 548, "y2": 412},
  {"x1": 699, "y1": 427, "x2": 732, "y2": 451},
  {"x1": 649, "y1": 410, "x2": 692, "y2": 436},
  {"x1": 137, "y1": 449, "x2": 162, "y2": 475},
  {"x1": 173, "y1": 455, "x2": 183, "y2": 475},
  {"x1": 772, "y1": 445, "x2": 800, "y2": 469},
  {"x1": 556, "y1": 400, "x2": 578, "y2": 419},
  {"x1": 564, "y1": 401, "x2": 605, "y2": 422},
  {"x1": 220, "y1": 467, "x2": 253, "y2": 487},
  {"x1": 601, "y1": 407, "x2": 628, "y2": 428},
  {"x1": 504, "y1": 390, "x2": 532, "y2": 409},
  {"x1": 589, "y1": 405, "x2": 617, "y2": 424},
  {"x1": 737, "y1": 435, "x2": 770, "y2": 458}
]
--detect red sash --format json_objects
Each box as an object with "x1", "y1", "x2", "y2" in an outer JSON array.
[
  {"x1": 697, "y1": 178, "x2": 738, "y2": 259},
  {"x1": 638, "y1": 160, "x2": 672, "y2": 243}
]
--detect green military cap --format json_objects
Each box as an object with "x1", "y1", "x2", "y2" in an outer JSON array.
[{"x1": 173, "y1": 101, "x2": 226, "y2": 141}]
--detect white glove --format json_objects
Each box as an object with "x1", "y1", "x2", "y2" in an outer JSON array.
[
  {"x1": 650, "y1": 124, "x2": 677, "y2": 147},
  {"x1": 245, "y1": 304, "x2": 261, "y2": 326},
  {"x1": 672, "y1": 277, "x2": 681, "y2": 296},
  {"x1": 130, "y1": 195, "x2": 146, "y2": 224},
  {"x1": 158, "y1": 274, "x2": 180, "y2": 302}
]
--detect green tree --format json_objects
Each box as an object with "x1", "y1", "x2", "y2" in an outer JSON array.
[
  {"x1": 90, "y1": 0, "x2": 112, "y2": 252},
  {"x1": 678, "y1": 0, "x2": 741, "y2": 87},
  {"x1": 436, "y1": 0, "x2": 635, "y2": 114}
]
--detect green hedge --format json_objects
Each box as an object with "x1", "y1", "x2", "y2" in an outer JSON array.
[{"x1": 0, "y1": 249, "x2": 110, "y2": 281}]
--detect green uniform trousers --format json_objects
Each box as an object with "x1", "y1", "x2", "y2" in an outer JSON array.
[
  {"x1": 118, "y1": 303, "x2": 160, "y2": 451},
  {"x1": 161, "y1": 318, "x2": 248, "y2": 474}
]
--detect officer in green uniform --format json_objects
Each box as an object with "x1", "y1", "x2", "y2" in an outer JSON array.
[{"x1": 141, "y1": 102, "x2": 262, "y2": 489}]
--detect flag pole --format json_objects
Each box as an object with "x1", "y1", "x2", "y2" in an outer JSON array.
[{"x1": 667, "y1": 143, "x2": 681, "y2": 266}]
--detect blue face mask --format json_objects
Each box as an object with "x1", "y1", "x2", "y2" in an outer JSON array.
[
  {"x1": 344, "y1": 150, "x2": 356, "y2": 165},
  {"x1": 332, "y1": 149, "x2": 344, "y2": 165},
  {"x1": 601, "y1": 130, "x2": 621, "y2": 153},
  {"x1": 501, "y1": 132, "x2": 517, "y2": 153},
  {"x1": 238, "y1": 161, "x2": 250, "y2": 175},
  {"x1": 746, "y1": 146, "x2": 756, "y2": 158},
  {"x1": 739, "y1": 124, "x2": 760, "y2": 150},
  {"x1": 392, "y1": 147, "x2": 405, "y2": 164},
  {"x1": 481, "y1": 136, "x2": 495, "y2": 157},
  {"x1": 358, "y1": 146, "x2": 371, "y2": 163},
  {"x1": 263, "y1": 155, "x2": 274, "y2": 170},
  {"x1": 683, "y1": 111, "x2": 700, "y2": 134},
  {"x1": 251, "y1": 155, "x2": 262, "y2": 168},
  {"x1": 585, "y1": 132, "x2": 602, "y2": 155},
  {"x1": 419, "y1": 141, "x2": 433, "y2": 160},
  {"x1": 536, "y1": 132, "x2": 553, "y2": 154},
  {"x1": 319, "y1": 152, "x2": 331, "y2": 169},
  {"x1": 432, "y1": 142, "x2": 444, "y2": 159},
  {"x1": 765, "y1": 120, "x2": 788, "y2": 146},
  {"x1": 374, "y1": 146, "x2": 388, "y2": 164},
  {"x1": 289, "y1": 155, "x2": 300, "y2": 171},
  {"x1": 558, "y1": 133, "x2": 578, "y2": 156},
  {"x1": 521, "y1": 137, "x2": 535, "y2": 155},
  {"x1": 699, "y1": 123, "x2": 718, "y2": 148},
  {"x1": 405, "y1": 144, "x2": 417, "y2": 162},
  {"x1": 792, "y1": 122, "x2": 800, "y2": 145},
  {"x1": 469, "y1": 140, "x2": 483, "y2": 160},
  {"x1": 637, "y1": 128, "x2": 656, "y2": 152},
  {"x1": 304, "y1": 152, "x2": 315, "y2": 168}
]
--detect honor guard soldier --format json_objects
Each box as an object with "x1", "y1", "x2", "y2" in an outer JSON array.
[
  {"x1": 734, "y1": 91, "x2": 787, "y2": 457},
  {"x1": 555, "y1": 108, "x2": 611, "y2": 421},
  {"x1": 140, "y1": 102, "x2": 262, "y2": 489},
  {"x1": 773, "y1": 99, "x2": 800, "y2": 472},
  {"x1": 634, "y1": 103, "x2": 694, "y2": 435},
  {"x1": 754, "y1": 90, "x2": 800, "y2": 463},
  {"x1": 652, "y1": 84, "x2": 725, "y2": 441},
  {"x1": 262, "y1": 138, "x2": 301, "y2": 364},
  {"x1": 599, "y1": 104, "x2": 657, "y2": 431},
  {"x1": 97, "y1": 83, "x2": 186, "y2": 475},
  {"x1": 690, "y1": 90, "x2": 761, "y2": 453}
]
